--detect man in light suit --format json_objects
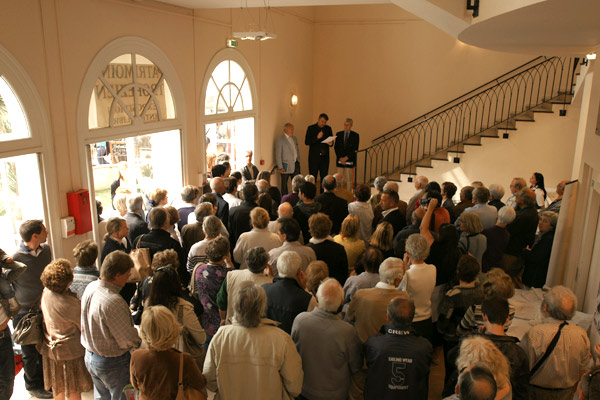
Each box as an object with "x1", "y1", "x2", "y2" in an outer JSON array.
[
  {"x1": 275, "y1": 122, "x2": 301, "y2": 196},
  {"x1": 334, "y1": 118, "x2": 360, "y2": 191}
]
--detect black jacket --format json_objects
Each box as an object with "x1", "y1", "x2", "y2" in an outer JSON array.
[
  {"x1": 364, "y1": 324, "x2": 433, "y2": 400},
  {"x1": 228, "y1": 200, "x2": 257, "y2": 248},
  {"x1": 315, "y1": 192, "x2": 348, "y2": 235},
  {"x1": 522, "y1": 229, "x2": 555, "y2": 288},
  {"x1": 125, "y1": 212, "x2": 149, "y2": 245},
  {"x1": 334, "y1": 130, "x2": 359, "y2": 167},
  {"x1": 379, "y1": 209, "x2": 407, "y2": 237},
  {"x1": 241, "y1": 164, "x2": 259, "y2": 181},
  {"x1": 307, "y1": 240, "x2": 349, "y2": 286},
  {"x1": 293, "y1": 201, "x2": 322, "y2": 242},
  {"x1": 101, "y1": 237, "x2": 131, "y2": 264},
  {"x1": 305, "y1": 123, "x2": 333, "y2": 163},
  {"x1": 262, "y1": 278, "x2": 313, "y2": 334},
  {"x1": 213, "y1": 192, "x2": 229, "y2": 231},
  {"x1": 482, "y1": 333, "x2": 530, "y2": 400},
  {"x1": 134, "y1": 229, "x2": 188, "y2": 285},
  {"x1": 505, "y1": 206, "x2": 539, "y2": 256}
]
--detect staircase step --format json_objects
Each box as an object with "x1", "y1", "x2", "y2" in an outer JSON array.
[
  {"x1": 531, "y1": 103, "x2": 554, "y2": 113},
  {"x1": 464, "y1": 136, "x2": 482, "y2": 146},
  {"x1": 431, "y1": 151, "x2": 449, "y2": 161},
  {"x1": 479, "y1": 128, "x2": 499, "y2": 138},
  {"x1": 447, "y1": 144, "x2": 466, "y2": 153},
  {"x1": 496, "y1": 119, "x2": 517, "y2": 130},
  {"x1": 549, "y1": 93, "x2": 573, "y2": 104},
  {"x1": 514, "y1": 110, "x2": 535, "y2": 122},
  {"x1": 415, "y1": 158, "x2": 433, "y2": 168}
]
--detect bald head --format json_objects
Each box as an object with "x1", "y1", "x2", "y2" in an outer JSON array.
[
  {"x1": 556, "y1": 180, "x2": 568, "y2": 196},
  {"x1": 256, "y1": 179, "x2": 269, "y2": 194},
  {"x1": 322, "y1": 175, "x2": 336, "y2": 191},
  {"x1": 278, "y1": 202, "x2": 294, "y2": 219},
  {"x1": 383, "y1": 181, "x2": 399, "y2": 193},
  {"x1": 210, "y1": 177, "x2": 225, "y2": 195},
  {"x1": 316, "y1": 278, "x2": 344, "y2": 312},
  {"x1": 333, "y1": 172, "x2": 344, "y2": 186},
  {"x1": 415, "y1": 176, "x2": 428, "y2": 190}
]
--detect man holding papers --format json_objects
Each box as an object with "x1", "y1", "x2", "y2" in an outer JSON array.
[{"x1": 305, "y1": 113, "x2": 333, "y2": 192}]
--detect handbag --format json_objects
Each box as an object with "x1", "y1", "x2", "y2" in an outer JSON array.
[
  {"x1": 176, "y1": 304, "x2": 206, "y2": 369},
  {"x1": 12, "y1": 306, "x2": 43, "y2": 345},
  {"x1": 129, "y1": 235, "x2": 152, "y2": 283},
  {"x1": 176, "y1": 352, "x2": 206, "y2": 400}
]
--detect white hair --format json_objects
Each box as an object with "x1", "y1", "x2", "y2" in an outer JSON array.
[
  {"x1": 489, "y1": 184, "x2": 505, "y2": 200},
  {"x1": 497, "y1": 206, "x2": 516, "y2": 225},
  {"x1": 316, "y1": 278, "x2": 344, "y2": 312},
  {"x1": 379, "y1": 257, "x2": 404, "y2": 284},
  {"x1": 127, "y1": 194, "x2": 144, "y2": 212},
  {"x1": 256, "y1": 179, "x2": 269, "y2": 193},
  {"x1": 383, "y1": 181, "x2": 399, "y2": 192},
  {"x1": 277, "y1": 251, "x2": 301, "y2": 278}
]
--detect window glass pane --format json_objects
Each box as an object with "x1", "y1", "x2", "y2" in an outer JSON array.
[
  {"x1": 211, "y1": 61, "x2": 229, "y2": 91},
  {"x1": 240, "y1": 79, "x2": 253, "y2": 110},
  {"x1": 229, "y1": 61, "x2": 245, "y2": 88},
  {"x1": 89, "y1": 53, "x2": 174, "y2": 129},
  {"x1": 91, "y1": 130, "x2": 182, "y2": 221},
  {"x1": 0, "y1": 153, "x2": 45, "y2": 251},
  {"x1": 0, "y1": 77, "x2": 30, "y2": 142},
  {"x1": 205, "y1": 117, "x2": 253, "y2": 172},
  {"x1": 231, "y1": 83, "x2": 243, "y2": 112},
  {"x1": 217, "y1": 93, "x2": 228, "y2": 114},
  {"x1": 205, "y1": 79, "x2": 219, "y2": 115}
]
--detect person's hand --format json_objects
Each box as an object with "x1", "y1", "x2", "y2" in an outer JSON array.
[
  {"x1": 220, "y1": 319, "x2": 226, "y2": 327},
  {"x1": 317, "y1": 131, "x2": 323, "y2": 139},
  {"x1": 279, "y1": 168, "x2": 285, "y2": 174},
  {"x1": 429, "y1": 198, "x2": 439, "y2": 209},
  {"x1": 478, "y1": 325, "x2": 486, "y2": 334},
  {"x1": 403, "y1": 252, "x2": 411, "y2": 269}
]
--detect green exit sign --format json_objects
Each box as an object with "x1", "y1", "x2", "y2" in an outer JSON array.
[{"x1": 226, "y1": 39, "x2": 238, "y2": 48}]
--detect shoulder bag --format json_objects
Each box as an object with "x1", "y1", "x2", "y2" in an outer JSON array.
[
  {"x1": 12, "y1": 300, "x2": 43, "y2": 346},
  {"x1": 176, "y1": 303, "x2": 206, "y2": 369},
  {"x1": 129, "y1": 234, "x2": 152, "y2": 283},
  {"x1": 530, "y1": 321, "x2": 568, "y2": 376},
  {"x1": 176, "y1": 351, "x2": 206, "y2": 400}
]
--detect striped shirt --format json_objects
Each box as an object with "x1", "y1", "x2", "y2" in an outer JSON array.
[
  {"x1": 81, "y1": 280, "x2": 140, "y2": 357},
  {"x1": 456, "y1": 303, "x2": 516, "y2": 337}
]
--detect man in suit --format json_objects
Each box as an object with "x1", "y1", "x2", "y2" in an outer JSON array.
[
  {"x1": 241, "y1": 150, "x2": 259, "y2": 183},
  {"x1": 275, "y1": 122, "x2": 301, "y2": 196},
  {"x1": 376, "y1": 189, "x2": 406, "y2": 236},
  {"x1": 210, "y1": 177, "x2": 229, "y2": 231},
  {"x1": 125, "y1": 194, "x2": 149, "y2": 244},
  {"x1": 406, "y1": 175, "x2": 428, "y2": 224},
  {"x1": 305, "y1": 113, "x2": 333, "y2": 192},
  {"x1": 334, "y1": 118, "x2": 359, "y2": 191},
  {"x1": 316, "y1": 175, "x2": 349, "y2": 235}
]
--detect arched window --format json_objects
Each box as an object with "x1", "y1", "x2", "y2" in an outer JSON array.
[
  {"x1": 0, "y1": 45, "x2": 58, "y2": 252},
  {"x1": 78, "y1": 38, "x2": 186, "y2": 235},
  {"x1": 203, "y1": 50, "x2": 257, "y2": 172}
]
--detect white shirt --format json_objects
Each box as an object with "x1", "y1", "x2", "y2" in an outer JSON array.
[
  {"x1": 286, "y1": 134, "x2": 298, "y2": 162},
  {"x1": 399, "y1": 263, "x2": 436, "y2": 322},
  {"x1": 223, "y1": 193, "x2": 242, "y2": 209}
]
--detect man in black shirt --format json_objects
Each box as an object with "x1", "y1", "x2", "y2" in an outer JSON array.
[{"x1": 305, "y1": 113, "x2": 333, "y2": 190}]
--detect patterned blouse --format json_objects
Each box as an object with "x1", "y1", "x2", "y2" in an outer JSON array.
[{"x1": 194, "y1": 262, "x2": 232, "y2": 336}]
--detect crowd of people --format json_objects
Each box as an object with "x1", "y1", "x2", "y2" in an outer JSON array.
[{"x1": 0, "y1": 114, "x2": 596, "y2": 400}]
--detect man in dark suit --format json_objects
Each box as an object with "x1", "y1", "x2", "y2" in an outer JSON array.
[
  {"x1": 376, "y1": 189, "x2": 406, "y2": 237},
  {"x1": 305, "y1": 113, "x2": 333, "y2": 191},
  {"x1": 241, "y1": 150, "x2": 259, "y2": 183},
  {"x1": 125, "y1": 194, "x2": 149, "y2": 244},
  {"x1": 316, "y1": 175, "x2": 348, "y2": 235},
  {"x1": 228, "y1": 183, "x2": 259, "y2": 249},
  {"x1": 334, "y1": 118, "x2": 359, "y2": 191},
  {"x1": 210, "y1": 176, "x2": 229, "y2": 231}
]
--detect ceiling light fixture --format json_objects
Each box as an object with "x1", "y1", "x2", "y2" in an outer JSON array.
[{"x1": 233, "y1": 0, "x2": 277, "y2": 41}]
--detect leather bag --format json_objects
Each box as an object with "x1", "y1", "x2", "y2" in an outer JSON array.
[
  {"x1": 176, "y1": 352, "x2": 206, "y2": 400},
  {"x1": 12, "y1": 309, "x2": 43, "y2": 345},
  {"x1": 129, "y1": 235, "x2": 152, "y2": 283},
  {"x1": 176, "y1": 304, "x2": 206, "y2": 370}
]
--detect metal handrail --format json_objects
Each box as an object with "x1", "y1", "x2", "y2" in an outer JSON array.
[{"x1": 356, "y1": 56, "x2": 577, "y2": 185}]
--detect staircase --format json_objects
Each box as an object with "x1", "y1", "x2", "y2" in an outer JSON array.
[{"x1": 355, "y1": 56, "x2": 578, "y2": 184}]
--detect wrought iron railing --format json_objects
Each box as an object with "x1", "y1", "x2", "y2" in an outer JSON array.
[{"x1": 355, "y1": 56, "x2": 578, "y2": 184}]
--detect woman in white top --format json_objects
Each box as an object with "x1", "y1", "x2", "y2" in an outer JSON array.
[
  {"x1": 400, "y1": 233, "x2": 436, "y2": 342},
  {"x1": 348, "y1": 184, "x2": 374, "y2": 245},
  {"x1": 529, "y1": 172, "x2": 547, "y2": 209}
]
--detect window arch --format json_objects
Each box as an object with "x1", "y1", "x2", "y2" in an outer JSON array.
[
  {"x1": 78, "y1": 37, "x2": 186, "y2": 241},
  {"x1": 0, "y1": 45, "x2": 59, "y2": 254},
  {"x1": 202, "y1": 49, "x2": 257, "y2": 172}
]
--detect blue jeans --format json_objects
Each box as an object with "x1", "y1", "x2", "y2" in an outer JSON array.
[
  {"x1": 0, "y1": 327, "x2": 14, "y2": 400},
  {"x1": 84, "y1": 350, "x2": 131, "y2": 400},
  {"x1": 12, "y1": 312, "x2": 44, "y2": 391}
]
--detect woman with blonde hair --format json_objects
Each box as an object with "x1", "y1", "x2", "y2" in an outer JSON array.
[
  {"x1": 40, "y1": 259, "x2": 93, "y2": 400},
  {"x1": 131, "y1": 306, "x2": 206, "y2": 400},
  {"x1": 458, "y1": 212, "x2": 487, "y2": 266},
  {"x1": 145, "y1": 188, "x2": 168, "y2": 222},
  {"x1": 455, "y1": 336, "x2": 511, "y2": 399},
  {"x1": 334, "y1": 214, "x2": 366, "y2": 273},
  {"x1": 369, "y1": 221, "x2": 394, "y2": 259}
]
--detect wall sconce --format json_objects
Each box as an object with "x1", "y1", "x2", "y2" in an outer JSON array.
[
  {"x1": 290, "y1": 94, "x2": 298, "y2": 107},
  {"x1": 582, "y1": 52, "x2": 597, "y2": 66}
]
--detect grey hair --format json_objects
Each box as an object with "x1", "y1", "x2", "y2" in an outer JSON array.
[
  {"x1": 540, "y1": 211, "x2": 559, "y2": 229},
  {"x1": 405, "y1": 234, "x2": 430, "y2": 261},
  {"x1": 292, "y1": 175, "x2": 305, "y2": 192},
  {"x1": 458, "y1": 363, "x2": 498, "y2": 400},
  {"x1": 283, "y1": 122, "x2": 293, "y2": 131},
  {"x1": 277, "y1": 251, "x2": 302, "y2": 278},
  {"x1": 316, "y1": 278, "x2": 344, "y2": 312},
  {"x1": 489, "y1": 184, "x2": 505, "y2": 200},
  {"x1": 256, "y1": 179, "x2": 269, "y2": 194},
  {"x1": 383, "y1": 181, "x2": 399, "y2": 192},
  {"x1": 457, "y1": 337, "x2": 510, "y2": 392},
  {"x1": 345, "y1": 118, "x2": 353, "y2": 126},
  {"x1": 127, "y1": 194, "x2": 144, "y2": 212},
  {"x1": 194, "y1": 202, "x2": 214, "y2": 222},
  {"x1": 416, "y1": 175, "x2": 429, "y2": 187},
  {"x1": 512, "y1": 177, "x2": 527, "y2": 190},
  {"x1": 202, "y1": 215, "x2": 221, "y2": 239},
  {"x1": 497, "y1": 206, "x2": 516, "y2": 225},
  {"x1": 543, "y1": 285, "x2": 577, "y2": 320},
  {"x1": 233, "y1": 281, "x2": 267, "y2": 328},
  {"x1": 379, "y1": 257, "x2": 405, "y2": 284},
  {"x1": 305, "y1": 175, "x2": 315, "y2": 184},
  {"x1": 374, "y1": 176, "x2": 388, "y2": 192}
]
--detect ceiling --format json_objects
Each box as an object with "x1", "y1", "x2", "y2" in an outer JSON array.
[
  {"x1": 155, "y1": 0, "x2": 388, "y2": 8},
  {"x1": 458, "y1": 0, "x2": 600, "y2": 55}
]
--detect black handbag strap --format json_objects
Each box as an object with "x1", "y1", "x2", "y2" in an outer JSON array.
[{"x1": 530, "y1": 321, "x2": 568, "y2": 376}]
